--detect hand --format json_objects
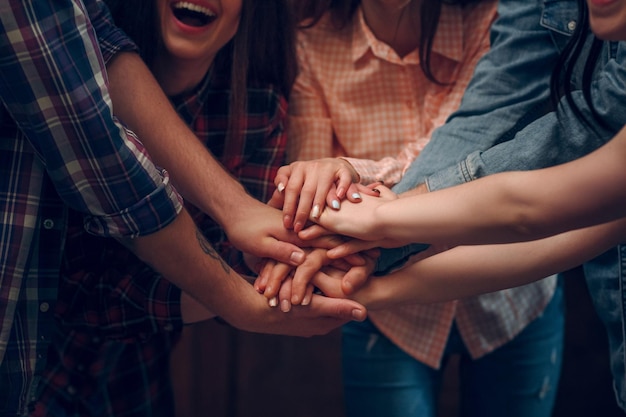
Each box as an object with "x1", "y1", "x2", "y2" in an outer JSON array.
[
  {"x1": 223, "y1": 198, "x2": 308, "y2": 266},
  {"x1": 273, "y1": 158, "x2": 362, "y2": 232},
  {"x1": 297, "y1": 185, "x2": 407, "y2": 257},
  {"x1": 223, "y1": 283, "x2": 367, "y2": 337},
  {"x1": 255, "y1": 244, "x2": 368, "y2": 308},
  {"x1": 311, "y1": 254, "x2": 378, "y2": 308}
]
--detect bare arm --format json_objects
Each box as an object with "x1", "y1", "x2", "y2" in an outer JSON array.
[
  {"x1": 316, "y1": 127, "x2": 626, "y2": 247},
  {"x1": 314, "y1": 218, "x2": 626, "y2": 309},
  {"x1": 106, "y1": 52, "x2": 306, "y2": 266},
  {"x1": 120, "y1": 208, "x2": 367, "y2": 336}
]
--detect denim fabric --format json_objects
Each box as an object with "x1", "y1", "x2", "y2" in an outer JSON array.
[
  {"x1": 583, "y1": 247, "x2": 626, "y2": 411},
  {"x1": 342, "y1": 281, "x2": 565, "y2": 417},
  {"x1": 380, "y1": 0, "x2": 626, "y2": 410}
]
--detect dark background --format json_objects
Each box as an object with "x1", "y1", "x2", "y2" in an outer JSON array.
[{"x1": 171, "y1": 266, "x2": 624, "y2": 417}]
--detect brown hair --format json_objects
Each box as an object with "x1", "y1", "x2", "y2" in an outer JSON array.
[{"x1": 292, "y1": 0, "x2": 480, "y2": 84}]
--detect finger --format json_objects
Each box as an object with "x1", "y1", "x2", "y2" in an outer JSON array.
[
  {"x1": 301, "y1": 284, "x2": 315, "y2": 306},
  {"x1": 335, "y1": 168, "x2": 357, "y2": 200},
  {"x1": 342, "y1": 263, "x2": 373, "y2": 295},
  {"x1": 327, "y1": 240, "x2": 380, "y2": 259},
  {"x1": 298, "y1": 224, "x2": 334, "y2": 241},
  {"x1": 266, "y1": 189, "x2": 285, "y2": 210},
  {"x1": 345, "y1": 183, "x2": 363, "y2": 203},
  {"x1": 374, "y1": 184, "x2": 396, "y2": 200},
  {"x1": 291, "y1": 249, "x2": 326, "y2": 305},
  {"x1": 292, "y1": 174, "x2": 318, "y2": 233},
  {"x1": 278, "y1": 277, "x2": 293, "y2": 313},
  {"x1": 274, "y1": 165, "x2": 291, "y2": 193},
  {"x1": 311, "y1": 268, "x2": 345, "y2": 298},
  {"x1": 308, "y1": 174, "x2": 337, "y2": 222},
  {"x1": 282, "y1": 167, "x2": 305, "y2": 230},
  {"x1": 342, "y1": 252, "x2": 367, "y2": 266},
  {"x1": 258, "y1": 239, "x2": 306, "y2": 267},
  {"x1": 306, "y1": 293, "x2": 367, "y2": 322},
  {"x1": 325, "y1": 184, "x2": 342, "y2": 211},
  {"x1": 263, "y1": 260, "x2": 294, "y2": 299},
  {"x1": 254, "y1": 259, "x2": 273, "y2": 293}
]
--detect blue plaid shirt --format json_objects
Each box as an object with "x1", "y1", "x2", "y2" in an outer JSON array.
[{"x1": 0, "y1": 1, "x2": 182, "y2": 415}]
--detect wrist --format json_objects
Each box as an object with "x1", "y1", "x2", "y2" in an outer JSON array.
[{"x1": 337, "y1": 157, "x2": 361, "y2": 183}]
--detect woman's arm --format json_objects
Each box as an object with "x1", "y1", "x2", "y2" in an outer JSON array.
[
  {"x1": 316, "y1": 126, "x2": 626, "y2": 248},
  {"x1": 314, "y1": 218, "x2": 626, "y2": 309}
]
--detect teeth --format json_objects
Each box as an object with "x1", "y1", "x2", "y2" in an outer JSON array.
[{"x1": 172, "y1": 2, "x2": 216, "y2": 17}]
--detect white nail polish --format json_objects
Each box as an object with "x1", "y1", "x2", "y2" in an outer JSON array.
[
  {"x1": 277, "y1": 183, "x2": 285, "y2": 193},
  {"x1": 269, "y1": 297, "x2": 278, "y2": 307},
  {"x1": 311, "y1": 205, "x2": 320, "y2": 219},
  {"x1": 352, "y1": 193, "x2": 362, "y2": 200},
  {"x1": 331, "y1": 200, "x2": 340, "y2": 209}
]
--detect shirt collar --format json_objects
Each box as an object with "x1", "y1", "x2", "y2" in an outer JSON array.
[
  {"x1": 170, "y1": 67, "x2": 215, "y2": 124},
  {"x1": 351, "y1": 4, "x2": 464, "y2": 64}
]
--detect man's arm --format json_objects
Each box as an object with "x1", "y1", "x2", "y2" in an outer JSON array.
[
  {"x1": 121, "y1": 209, "x2": 366, "y2": 336},
  {"x1": 106, "y1": 51, "x2": 306, "y2": 266}
]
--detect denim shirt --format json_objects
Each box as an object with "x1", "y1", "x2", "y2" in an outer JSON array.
[{"x1": 384, "y1": 0, "x2": 626, "y2": 410}]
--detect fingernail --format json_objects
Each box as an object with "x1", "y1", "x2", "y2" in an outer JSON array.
[
  {"x1": 351, "y1": 193, "x2": 362, "y2": 200},
  {"x1": 277, "y1": 183, "x2": 285, "y2": 192},
  {"x1": 281, "y1": 299, "x2": 291, "y2": 312},
  {"x1": 301, "y1": 294, "x2": 311, "y2": 306},
  {"x1": 311, "y1": 205, "x2": 320, "y2": 219},
  {"x1": 352, "y1": 309, "x2": 365, "y2": 321},
  {"x1": 331, "y1": 200, "x2": 340, "y2": 210},
  {"x1": 269, "y1": 297, "x2": 278, "y2": 307},
  {"x1": 290, "y1": 251, "x2": 304, "y2": 264}
]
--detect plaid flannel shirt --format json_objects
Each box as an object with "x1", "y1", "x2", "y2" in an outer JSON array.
[
  {"x1": 32, "y1": 74, "x2": 288, "y2": 417},
  {"x1": 0, "y1": 1, "x2": 182, "y2": 415}
]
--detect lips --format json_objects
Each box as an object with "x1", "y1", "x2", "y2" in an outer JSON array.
[{"x1": 171, "y1": 1, "x2": 216, "y2": 27}]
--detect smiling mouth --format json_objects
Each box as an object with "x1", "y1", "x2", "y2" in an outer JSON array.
[{"x1": 171, "y1": 2, "x2": 216, "y2": 27}]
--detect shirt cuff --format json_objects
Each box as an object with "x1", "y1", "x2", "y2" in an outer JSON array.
[{"x1": 374, "y1": 243, "x2": 431, "y2": 276}]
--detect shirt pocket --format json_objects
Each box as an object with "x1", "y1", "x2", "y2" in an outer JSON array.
[{"x1": 541, "y1": 0, "x2": 579, "y2": 50}]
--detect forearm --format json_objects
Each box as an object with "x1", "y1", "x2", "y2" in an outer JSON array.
[
  {"x1": 363, "y1": 218, "x2": 626, "y2": 307},
  {"x1": 180, "y1": 292, "x2": 216, "y2": 324},
  {"x1": 106, "y1": 52, "x2": 252, "y2": 227},
  {"x1": 119, "y1": 209, "x2": 260, "y2": 328},
  {"x1": 380, "y1": 130, "x2": 626, "y2": 245}
]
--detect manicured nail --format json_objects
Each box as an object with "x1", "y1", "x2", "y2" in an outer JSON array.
[
  {"x1": 269, "y1": 297, "x2": 278, "y2": 307},
  {"x1": 331, "y1": 200, "x2": 340, "y2": 209},
  {"x1": 351, "y1": 193, "x2": 362, "y2": 200},
  {"x1": 311, "y1": 204, "x2": 320, "y2": 219},
  {"x1": 277, "y1": 183, "x2": 285, "y2": 192},
  {"x1": 281, "y1": 299, "x2": 291, "y2": 312}
]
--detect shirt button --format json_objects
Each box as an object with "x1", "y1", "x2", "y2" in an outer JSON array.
[
  {"x1": 42, "y1": 219, "x2": 55, "y2": 229},
  {"x1": 567, "y1": 20, "x2": 577, "y2": 31},
  {"x1": 39, "y1": 302, "x2": 50, "y2": 313},
  {"x1": 67, "y1": 385, "x2": 77, "y2": 395}
]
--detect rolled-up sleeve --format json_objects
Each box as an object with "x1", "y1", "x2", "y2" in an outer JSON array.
[{"x1": 0, "y1": 0, "x2": 181, "y2": 238}]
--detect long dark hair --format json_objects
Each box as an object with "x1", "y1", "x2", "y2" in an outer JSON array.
[
  {"x1": 292, "y1": 0, "x2": 481, "y2": 84},
  {"x1": 549, "y1": 0, "x2": 608, "y2": 132},
  {"x1": 103, "y1": 0, "x2": 297, "y2": 155}
]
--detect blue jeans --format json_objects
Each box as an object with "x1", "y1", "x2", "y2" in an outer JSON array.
[{"x1": 342, "y1": 280, "x2": 564, "y2": 417}]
